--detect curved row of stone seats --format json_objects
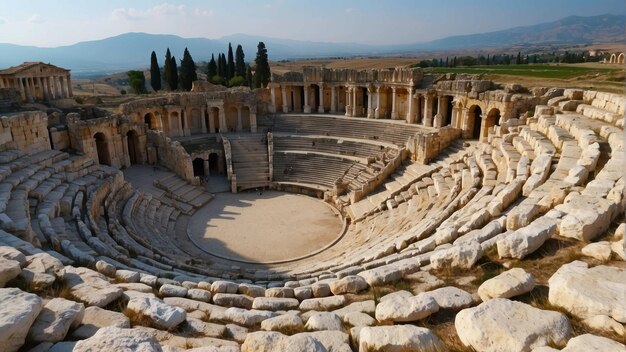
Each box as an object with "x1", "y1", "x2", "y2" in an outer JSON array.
[
  {"x1": 273, "y1": 134, "x2": 399, "y2": 159},
  {"x1": 259, "y1": 113, "x2": 431, "y2": 147}
]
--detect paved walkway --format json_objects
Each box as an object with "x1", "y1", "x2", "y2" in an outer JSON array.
[{"x1": 187, "y1": 190, "x2": 343, "y2": 263}]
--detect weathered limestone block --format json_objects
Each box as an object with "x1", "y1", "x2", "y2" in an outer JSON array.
[
  {"x1": 375, "y1": 293, "x2": 439, "y2": 322},
  {"x1": 299, "y1": 295, "x2": 347, "y2": 312},
  {"x1": 305, "y1": 312, "x2": 343, "y2": 331},
  {"x1": 115, "y1": 269, "x2": 140, "y2": 283},
  {"x1": 581, "y1": 241, "x2": 612, "y2": 261},
  {"x1": 186, "y1": 288, "x2": 211, "y2": 302},
  {"x1": 265, "y1": 287, "x2": 294, "y2": 298},
  {"x1": 211, "y1": 281, "x2": 238, "y2": 294},
  {"x1": 0, "y1": 246, "x2": 26, "y2": 266},
  {"x1": 64, "y1": 266, "x2": 123, "y2": 308},
  {"x1": 342, "y1": 312, "x2": 375, "y2": 327},
  {"x1": 0, "y1": 257, "x2": 21, "y2": 287},
  {"x1": 556, "y1": 194, "x2": 616, "y2": 241},
  {"x1": 260, "y1": 314, "x2": 304, "y2": 332},
  {"x1": 430, "y1": 241, "x2": 483, "y2": 269},
  {"x1": 294, "y1": 286, "x2": 313, "y2": 300},
  {"x1": 241, "y1": 331, "x2": 327, "y2": 352},
  {"x1": 548, "y1": 261, "x2": 626, "y2": 323},
  {"x1": 70, "y1": 306, "x2": 130, "y2": 339},
  {"x1": 19, "y1": 268, "x2": 56, "y2": 290},
  {"x1": 73, "y1": 326, "x2": 163, "y2": 352},
  {"x1": 238, "y1": 283, "x2": 265, "y2": 297},
  {"x1": 126, "y1": 297, "x2": 187, "y2": 330},
  {"x1": 311, "y1": 282, "x2": 332, "y2": 297},
  {"x1": 252, "y1": 297, "x2": 300, "y2": 311},
  {"x1": 497, "y1": 217, "x2": 556, "y2": 259},
  {"x1": 295, "y1": 331, "x2": 351, "y2": 352},
  {"x1": 213, "y1": 293, "x2": 254, "y2": 309},
  {"x1": 94, "y1": 260, "x2": 116, "y2": 277},
  {"x1": 425, "y1": 286, "x2": 473, "y2": 310},
  {"x1": 582, "y1": 315, "x2": 625, "y2": 337},
  {"x1": 181, "y1": 317, "x2": 226, "y2": 338},
  {"x1": 357, "y1": 266, "x2": 402, "y2": 286},
  {"x1": 26, "y1": 253, "x2": 65, "y2": 278},
  {"x1": 455, "y1": 298, "x2": 572, "y2": 352},
  {"x1": 159, "y1": 284, "x2": 188, "y2": 298},
  {"x1": 328, "y1": 275, "x2": 368, "y2": 295},
  {"x1": 28, "y1": 297, "x2": 85, "y2": 343},
  {"x1": 224, "y1": 307, "x2": 278, "y2": 327},
  {"x1": 332, "y1": 300, "x2": 376, "y2": 319},
  {"x1": 560, "y1": 333, "x2": 625, "y2": 352},
  {"x1": 478, "y1": 268, "x2": 535, "y2": 301},
  {"x1": 0, "y1": 288, "x2": 44, "y2": 352},
  {"x1": 359, "y1": 325, "x2": 445, "y2": 352}
]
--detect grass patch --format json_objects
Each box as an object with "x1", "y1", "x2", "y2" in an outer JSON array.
[{"x1": 424, "y1": 64, "x2": 619, "y2": 79}]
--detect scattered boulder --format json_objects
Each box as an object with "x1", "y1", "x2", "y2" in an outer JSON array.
[
  {"x1": 455, "y1": 298, "x2": 572, "y2": 352},
  {"x1": 430, "y1": 241, "x2": 483, "y2": 269},
  {"x1": 0, "y1": 257, "x2": 21, "y2": 287},
  {"x1": 305, "y1": 312, "x2": 343, "y2": 331},
  {"x1": 260, "y1": 314, "x2": 304, "y2": 333},
  {"x1": 0, "y1": 246, "x2": 26, "y2": 266},
  {"x1": 548, "y1": 261, "x2": 626, "y2": 322},
  {"x1": 224, "y1": 307, "x2": 278, "y2": 327},
  {"x1": 425, "y1": 286, "x2": 473, "y2": 310},
  {"x1": 581, "y1": 241, "x2": 612, "y2": 261},
  {"x1": 497, "y1": 217, "x2": 556, "y2": 259},
  {"x1": 241, "y1": 331, "x2": 327, "y2": 352},
  {"x1": 582, "y1": 315, "x2": 625, "y2": 336},
  {"x1": 0, "y1": 288, "x2": 43, "y2": 352},
  {"x1": 359, "y1": 325, "x2": 445, "y2": 352},
  {"x1": 95, "y1": 260, "x2": 116, "y2": 277},
  {"x1": 329, "y1": 275, "x2": 368, "y2": 295},
  {"x1": 375, "y1": 293, "x2": 439, "y2": 322},
  {"x1": 299, "y1": 295, "x2": 346, "y2": 311},
  {"x1": 478, "y1": 268, "x2": 535, "y2": 301},
  {"x1": 342, "y1": 312, "x2": 375, "y2": 327},
  {"x1": 556, "y1": 194, "x2": 615, "y2": 241},
  {"x1": 159, "y1": 284, "x2": 187, "y2": 298},
  {"x1": 28, "y1": 297, "x2": 85, "y2": 343},
  {"x1": 126, "y1": 297, "x2": 186, "y2": 330},
  {"x1": 561, "y1": 333, "x2": 625, "y2": 352},
  {"x1": 73, "y1": 326, "x2": 163, "y2": 352},
  {"x1": 64, "y1": 266, "x2": 123, "y2": 307},
  {"x1": 358, "y1": 266, "x2": 402, "y2": 286},
  {"x1": 71, "y1": 306, "x2": 130, "y2": 339}
]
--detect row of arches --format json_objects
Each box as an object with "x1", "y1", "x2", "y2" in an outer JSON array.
[
  {"x1": 192, "y1": 154, "x2": 222, "y2": 177},
  {"x1": 466, "y1": 106, "x2": 501, "y2": 139},
  {"x1": 142, "y1": 105, "x2": 254, "y2": 137},
  {"x1": 93, "y1": 130, "x2": 141, "y2": 167},
  {"x1": 608, "y1": 53, "x2": 625, "y2": 64}
]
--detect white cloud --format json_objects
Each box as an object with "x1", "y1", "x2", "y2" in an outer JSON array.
[
  {"x1": 111, "y1": 3, "x2": 211, "y2": 22},
  {"x1": 27, "y1": 14, "x2": 44, "y2": 23},
  {"x1": 344, "y1": 8, "x2": 353, "y2": 14}
]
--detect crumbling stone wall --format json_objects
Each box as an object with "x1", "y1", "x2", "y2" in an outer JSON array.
[
  {"x1": 0, "y1": 111, "x2": 50, "y2": 153},
  {"x1": 146, "y1": 130, "x2": 194, "y2": 183}
]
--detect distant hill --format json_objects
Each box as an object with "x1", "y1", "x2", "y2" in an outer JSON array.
[{"x1": 0, "y1": 14, "x2": 623, "y2": 75}]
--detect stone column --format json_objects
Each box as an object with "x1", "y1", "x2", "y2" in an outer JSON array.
[
  {"x1": 250, "y1": 109, "x2": 257, "y2": 133},
  {"x1": 66, "y1": 74, "x2": 73, "y2": 97},
  {"x1": 330, "y1": 86, "x2": 337, "y2": 113},
  {"x1": 60, "y1": 76, "x2": 67, "y2": 98},
  {"x1": 318, "y1": 83, "x2": 324, "y2": 113},
  {"x1": 406, "y1": 88, "x2": 414, "y2": 123},
  {"x1": 236, "y1": 106, "x2": 243, "y2": 131},
  {"x1": 184, "y1": 108, "x2": 191, "y2": 136},
  {"x1": 121, "y1": 134, "x2": 130, "y2": 168},
  {"x1": 17, "y1": 77, "x2": 26, "y2": 101},
  {"x1": 269, "y1": 87, "x2": 276, "y2": 113},
  {"x1": 423, "y1": 94, "x2": 433, "y2": 127},
  {"x1": 0, "y1": 78, "x2": 4, "y2": 88},
  {"x1": 55, "y1": 76, "x2": 62, "y2": 98},
  {"x1": 42, "y1": 77, "x2": 50, "y2": 101},
  {"x1": 345, "y1": 87, "x2": 352, "y2": 117},
  {"x1": 303, "y1": 85, "x2": 311, "y2": 113},
  {"x1": 208, "y1": 107, "x2": 215, "y2": 133},
  {"x1": 375, "y1": 86, "x2": 382, "y2": 119},
  {"x1": 219, "y1": 107, "x2": 227, "y2": 130},
  {"x1": 367, "y1": 87, "x2": 374, "y2": 118},
  {"x1": 451, "y1": 103, "x2": 459, "y2": 128},
  {"x1": 178, "y1": 110, "x2": 184, "y2": 136},
  {"x1": 479, "y1": 116, "x2": 488, "y2": 142},
  {"x1": 391, "y1": 87, "x2": 398, "y2": 119},
  {"x1": 281, "y1": 85, "x2": 289, "y2": 113},
  {"x1": 201, "y1": 107, "x2": 207, "y2": 133},
  {"x1": 352, "y1": 86, "x2": 358, "y2": 116},
  {"x1": 25, "y1": 77, "x2": 33, "y2": 102}
]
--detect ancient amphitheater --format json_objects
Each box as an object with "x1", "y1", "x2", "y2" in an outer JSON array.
[{"x1": 0, "y1": 65, "x2": 624, "y2": 352}]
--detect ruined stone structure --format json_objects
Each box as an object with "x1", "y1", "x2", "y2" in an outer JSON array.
[
  {"x1": 0, "y1": 63, "x2": 624, "y2": 351},
  {"x1": 0, "y1": 62, "x2": 73, "y2": 102},
  {"x1": 608, "y1": 52, "x2": 625, "y2": 64}
]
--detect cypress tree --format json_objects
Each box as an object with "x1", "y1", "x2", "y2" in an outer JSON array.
[
  {"x1": 168, "y1": 56, "x2": 178, "y2": 90},
  {"x1": 487, "y1": 54, "x2": 490, "y2": 65},
  {"x1": 164, "y1": 48, "x2": 172, "y2": 89},
  {"x1": 207, "y1": 54, "x2": 217, "y2": 82},
  {"x1": 220, "y1": 53, "x2": 228, "y2": 80},
  {"x1": 245, "y1": 65, "x2": 253, "y2": 88},
  {"x1": 179, "y1": 47, "x2": 197, "y2": 91},
  {"x1": 150, "y1": 51, "x2": 161, "y2": 92},
  {"x1": 254, "y1": 42, "x2": 271, "y2": 88},
  {"x1": 227, "y1": 43, "x2": 235, "y2": 79},
  {"x1": 235, "y1": 44, "x2": 245, "y2": 77},
  {"x1": 516, "y1": 51, "x2": 521, "y2": 65}
]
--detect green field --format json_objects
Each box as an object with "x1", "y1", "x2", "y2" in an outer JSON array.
[{"x1": 424, "y1": 64, "x2": 619, "y2": 79}]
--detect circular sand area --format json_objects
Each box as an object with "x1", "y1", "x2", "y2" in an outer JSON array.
[{"x1": 187, "y1": 191, "x2": 343, "y2": 263}]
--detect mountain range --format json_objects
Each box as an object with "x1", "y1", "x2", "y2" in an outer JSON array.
[{"x1": 0, "y1": 14, "x2": 623, "y2": 76}]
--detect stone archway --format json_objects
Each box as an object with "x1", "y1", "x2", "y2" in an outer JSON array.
[
  {"x1": 486, "y1": 108, "x2": 501, "y2": 134},
  {"x1": 127, "y1": 130, "x2": 141, "y2": 165},
  {"x1": 467, "y1": 105, "x2": 483, "y2": 139},
  {"x1": 144, "y1": 112, "x2": 159, "y2": 130},
  {"x1": 94, "y1": 132, "x2": 111, "y2": 166},
  {"x1": 618, "y1": 53, "x2": 625, "y2": 64},
  {"x1": 610, "y1": 54, "x2": 617, "y2": 63},
  {"x1": 225, "y1": 106, "x2": 238, "y2": 132},
  {"x1": 241, "y1": 106, "x2": 251, "y2": 131}
]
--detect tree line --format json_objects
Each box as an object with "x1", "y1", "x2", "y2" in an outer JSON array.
[
  {"x1": 127, "y1": 42, "x2": 271, "y2": 94},
  {"x1": 414, "y1": 50, "x2": 605, "y2": 68}
]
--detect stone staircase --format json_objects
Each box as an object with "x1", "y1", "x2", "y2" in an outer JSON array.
[{"x1": 228, "y1": 134, "x2": 271, "y2": 191}]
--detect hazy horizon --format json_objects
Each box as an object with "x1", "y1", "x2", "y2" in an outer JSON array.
[{"x1": 1, "y1": 0, "x2": 625, "y2": 48}]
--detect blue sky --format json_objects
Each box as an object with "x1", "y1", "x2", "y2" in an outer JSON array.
[{"x1": 0, "y1": 0, "x2": 624, "y2": 47}]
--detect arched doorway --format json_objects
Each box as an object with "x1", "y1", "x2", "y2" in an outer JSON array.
[
  {"x1": 144, "y1": 112, "x2": 158, "y2": 130},
  {"x1": 618, "y1": 53, "x2": 625, "y2": 64},
  {"x1": 192, "y1": 158, "x2": 205, "y2": 177},
  {"x1": 241, "y1": 106, "x2": 251, "y2": 131},
  {"x1": 208, "y1": 153, "x2": 219, "y2": 175},
  {"x1": 225, "y1": 106, "x2": 238, "y2": 132},
  {"x1": 127, "y1": 130, "x2": 140, "y2": 165},
  {"x1": 444, "y1": 96, "x2": 454, "y2": 126},
  {"x1": 211, "y1": 107, "x2": 220, "y2": 133},
  {"x1": 94, "y1": 132, "x2": 111, "y2": 166},
  {"x1": 484, "y1": 108, "x2": 501, "y2": 139},
  {"x1": 468, "y1": 105, "x2": 483, "y2": 139}
]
